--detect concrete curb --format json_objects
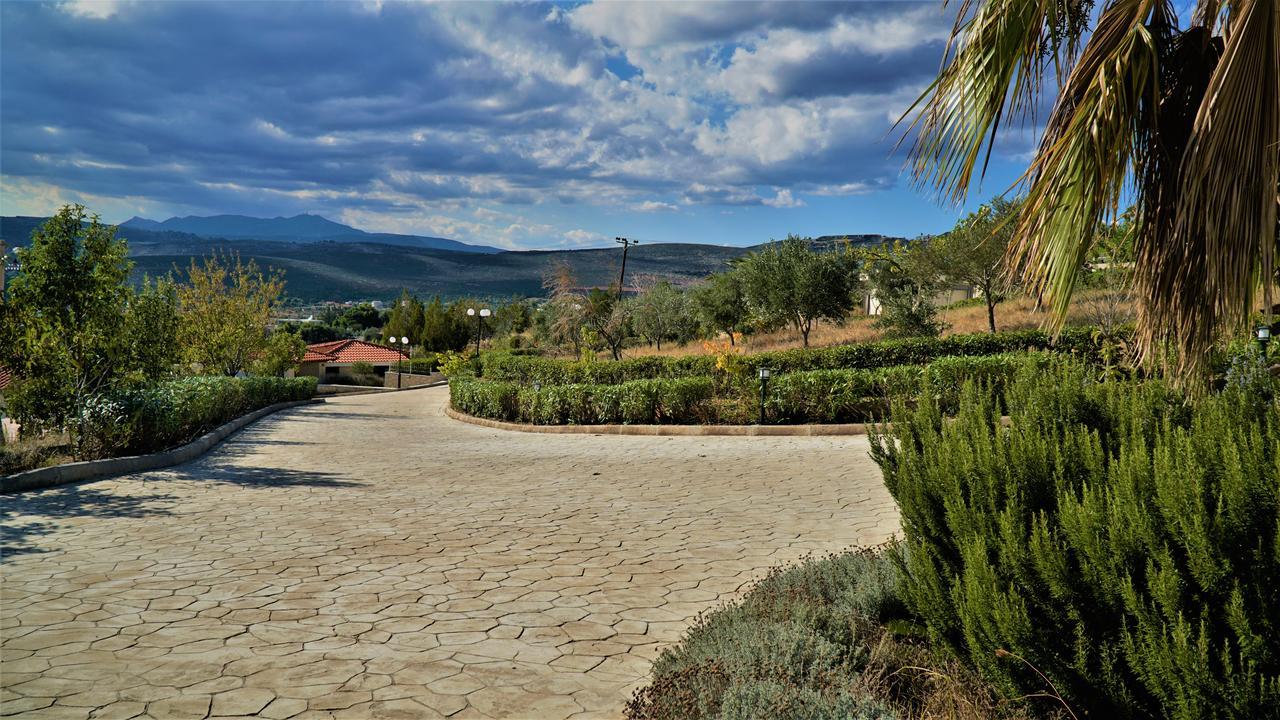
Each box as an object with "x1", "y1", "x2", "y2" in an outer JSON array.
[
  {"x1": 1, "y1": 398, "x2": 325, "y2": 494},
  {"x1": 318, "y1": 381, "x2": 448, "y2": 398},
  {"x1": 444, "y1": 406, "x2": 875, "y2": 437}
]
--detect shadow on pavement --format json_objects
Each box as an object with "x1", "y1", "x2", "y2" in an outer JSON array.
[
  {"x1": 0, "y1": 484, "x2": 178, "y2": 559},
  {"x1": 163, "y1": 461, "x2": 362, "y2": 489}
]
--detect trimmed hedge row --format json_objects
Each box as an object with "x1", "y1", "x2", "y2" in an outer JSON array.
[
  {"x1": 79, "y1": 376, "x2": 317, "y2": 458},
  {"x1": 452, "y1": 353, "x2": 1048, "y2": 425},
  {"x1": 451, "y1": 376, "x2": 718, "y2": 425},
  {"x1": 479, "y1": 326, "x2": 1114, "y2": 385}
]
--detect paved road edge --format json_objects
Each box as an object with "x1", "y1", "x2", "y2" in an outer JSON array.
[
  {"x1": 1, "y1": 398, "x2": 326, "y2": 494},
  {"x1": 444, "y1": 405, "x2": 874, "y2": 437}
]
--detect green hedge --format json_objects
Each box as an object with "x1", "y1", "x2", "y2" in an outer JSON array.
[
  {"x1": 453, "y1": 354, "x2": 1047, "y2": 425},
  {"x1": 79, "y1": 376, "x2": 317, "y2": 458},
  {"x1": 480, "y1": 326, "x2": 1114, "y2": 385},
  {"x1": 871, "y1": 360, "x2": 1280, "y2": 718},
  {"x1": 451, "y1": 376, "x2": 718, "y2": 425}
]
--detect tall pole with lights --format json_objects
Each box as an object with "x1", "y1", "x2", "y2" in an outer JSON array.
[
  {"x1": 467, "y1": 307, "x2": 491, "y2": 354},
  {"x1": 389, "y1": 336, "x2": 409, "y2": 389},
  {"x1": 615, "y1": 237, "x2": 637, "y2": 302}
]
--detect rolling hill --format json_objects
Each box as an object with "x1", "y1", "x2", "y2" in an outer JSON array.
[{"x1": 1, "y1": 215, "x2": 898, "y2": 303}]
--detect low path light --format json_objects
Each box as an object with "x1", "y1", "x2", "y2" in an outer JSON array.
[
  {"x1": 758, "y1": 367, "x2": 772, "y2": 425},
  {"x1": 1258, "y1": 325, "x2": 1272, "y2": 356}
]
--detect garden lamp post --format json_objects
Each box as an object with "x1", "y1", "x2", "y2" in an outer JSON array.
[
  {"x1": 758, "y1": 367, "x2": 771, "y2": 425},
  {"x1": 1258, "y1": 325, "x2": 1272, "y2": 356},
  {"x1": 389, "y1": 336, "x2": 409, "y2": 388},
  {"x1": 467, "y1": 308, "x2": 491, "y2": 354}
]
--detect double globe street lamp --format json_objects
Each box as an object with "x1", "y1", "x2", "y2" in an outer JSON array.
[
  {"x1": 467, "y1": 307, "x2": 491, "y2": 354},
  {"x1": 388, "y1": 335, "x2": 410, "y2": 389}
]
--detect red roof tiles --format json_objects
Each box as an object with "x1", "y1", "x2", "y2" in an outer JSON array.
[
  {"x1": 303, "y1": 340, "x2": 406, "y2": 365},
  {"x1": 0, "y1": 366, "x2": 11, "y2": 392}
]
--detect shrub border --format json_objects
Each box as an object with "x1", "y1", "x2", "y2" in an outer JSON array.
[
  {"x1": 1, "y1": 398, "x2": 325, "y2": 494},
  {"x1": 444, "y1": 405, "x2": 873, "y2": 436}
]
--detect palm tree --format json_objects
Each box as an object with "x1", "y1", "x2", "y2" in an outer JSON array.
[{"x1": 903, "y1": 0, "x2": 1278, "y2": 381}]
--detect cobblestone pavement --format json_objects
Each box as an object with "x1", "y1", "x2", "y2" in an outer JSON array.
[{"x1": 1, "y1": 387, "x2": 900, "y2": 719}]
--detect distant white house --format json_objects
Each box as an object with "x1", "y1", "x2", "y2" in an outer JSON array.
[{"x1": 860, "y1": 281, "x2": 979, "y2": 316}]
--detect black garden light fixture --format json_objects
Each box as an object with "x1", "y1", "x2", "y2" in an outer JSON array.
[
  {"x1": 758, "y1": 367, "x2": 772, "y2": 425},
  {"x1": 1258, "y1": 324, "x2": 1272, "y2": 356}
]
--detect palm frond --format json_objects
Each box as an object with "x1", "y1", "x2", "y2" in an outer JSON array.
[
  {"x1": 1152, "y1": 0, "x2": 1280, "y2": 378},
  {"x1": 899, "y1": 0, "x2": 1092, "y2": 204},
  {"x1": 1007, "y1": 0, "x2": 1162, "y2": 323}
]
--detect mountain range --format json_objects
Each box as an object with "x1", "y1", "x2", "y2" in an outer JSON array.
[
  {"x1": 1, "y1": 214, "x2": 899, "y2": 303},
  {"x1": 121, "y1": 213, "x2": 502, "y2": 253}
]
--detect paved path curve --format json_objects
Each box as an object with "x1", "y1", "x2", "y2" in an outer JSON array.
[{"x1": 1, "y1": 387, "x2": 899, "y2": 719}]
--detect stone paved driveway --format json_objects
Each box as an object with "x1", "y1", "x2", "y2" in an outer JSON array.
[{"x1": 1, "y1": 387, "x2": 899, "y2": 719}]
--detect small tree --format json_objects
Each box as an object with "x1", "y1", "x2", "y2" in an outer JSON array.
[
  {"x1": 177, "y1": 252, "x2": 286, "y2": 376},
  {"x1": 583, "y1": 288, "x2": 631, "y2": 360},
  {"x1": 253, "y1": 329, "x2": 306, "y2": 377},
  {"x1": 539, "y1": 260, "x2": 586, "y2": 355},
  {"x1": 862, "y1": 238, "x2": 948, "y2": 339},
  {"x1": 734, "y1": 236, "x2": 859, "y2": 347},
  {"x1": 933, "y1": 197, "x2": 1021, "y2": 333},
  {"x1": 0, "y1": 206, "x2": 134, "y2": 442},
  {"x1": 691, "y1": 272, "x2": 747, "y2": 346},
  {"x1": 125, "y1": 276, "x2": 181, "y2": 381},
  {"x1": 630, "y1": 281, "x2": 694, "y2": 350},
  {"x1": 382, "y1": 289, "x2": 424, "y2": 344}
]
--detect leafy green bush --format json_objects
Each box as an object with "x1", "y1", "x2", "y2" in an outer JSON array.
[
  {"x1": 480, "y1": 326, "x2": 1116, "y2": 386},
  {"x1": 450, "y1": 376, "x2": 717, "y2": 424},
  {"x1": 871, "y1": 360, "x2": 1280, "y2": 719},
  {"x1": 78, "y1": 376, "x2": 316, "y2": 459},
  {"x1": 455, "y1": 354, "x2": 1047, "y2": 425}
]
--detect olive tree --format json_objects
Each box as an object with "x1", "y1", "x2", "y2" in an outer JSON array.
[{"x1": 734, "y1": 236, "x2": 860, "y2": 347}]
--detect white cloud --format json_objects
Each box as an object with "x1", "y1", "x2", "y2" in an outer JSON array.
[
  {"x1": 59, "y1": 0, "x2": 123, "y2": 19},
  {"x1": 636, "y1": 200, "x2": 678, "y2": 212}
]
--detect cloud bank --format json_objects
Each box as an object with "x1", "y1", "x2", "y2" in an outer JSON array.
[{"x1": 1, "y1": 1, "x2": 972, "y2": 248}]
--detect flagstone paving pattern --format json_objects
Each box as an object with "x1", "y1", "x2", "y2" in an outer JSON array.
[{"x1": 1, "y1": 386, "x2": 900, "y2": 719}]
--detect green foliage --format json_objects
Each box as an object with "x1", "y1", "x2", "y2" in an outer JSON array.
[
  {"x1": 450, "y1": 376, "x2": 717, "y2": 425},
  {"x1": 382, "y1": 289, "x2": 425, "y2": 344},
  {"x1": 77, "y1": 376, "x2": 315, "y2": 459},
  {"x1": 584, "y1": 288, "x2": 631, "y2": 360},
  {"x1": 438, "y1": 350, "x2": 476, "y2": 378},
  {"x1": 870, "y1": 360, "x2": 1280, "y2": 719},
  {"x1": 479, "y1": 327, "x2": 1114, "y2": 387},
  {"x1": 627, "y1": 548, "x2": 905, "y2": 720},
  {"x1": 457, "y1": 354, "x2": 1045, "y2": 425},
  {"x1": 690, "y1": 272, "x2": 748, "y2": 345},
  {"x1": 933, "y1": 197, "x2": 1022, "y2": 333},
  {"x1": 627, "y1": 545, "x2": 1039, "y2": 720},
  {"x1": 734, "y1": 236, "x2": 861, "y2": 347},
  {"x1": 125, "y1": 276, "x2": 182, "y2": 381},
  {"x1": 177, "y1": 252, "x2": 286, "y2": 376},
  {"x1": 252, "y1": 330, "x2": 306, "y2": 377},
  {"x1": 862, "y1": 238, "x2": 947, "y2": 339},
  {"x1": 630, "y1": 281, "x2": 698, "y2": 350},
  {"x1": 0, "y1": 206, "x2": 136, "y2": 441}
]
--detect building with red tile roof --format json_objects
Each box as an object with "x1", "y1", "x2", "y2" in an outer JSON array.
[
  {"x1": 0, "y1": 365, "x2": 12, "y2": 393},
  {"x1": 297, "y1": 340, "x2": 407, "y2": 382}
]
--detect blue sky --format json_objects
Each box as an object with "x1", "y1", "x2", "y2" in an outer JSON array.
[{"x1": 0, "y1": 0, "x2": 1038, "y2": 250}]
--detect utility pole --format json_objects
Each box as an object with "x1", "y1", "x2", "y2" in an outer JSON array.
[{"x1": 615, "y1": 237, "x2": 637, "y2": 301}]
